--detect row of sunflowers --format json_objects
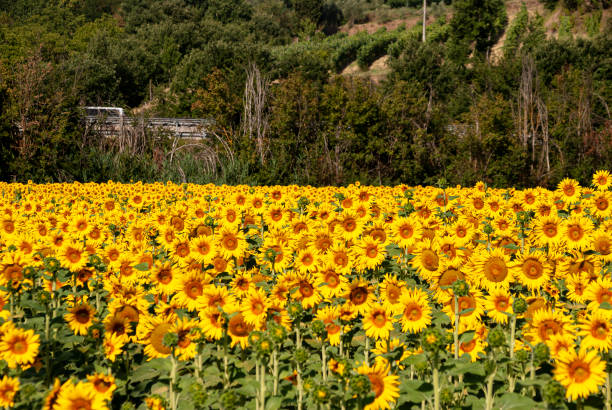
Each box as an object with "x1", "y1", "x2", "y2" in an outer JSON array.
[{"x1": 0, "y1": 171, "x2": 610, "y2": 409}]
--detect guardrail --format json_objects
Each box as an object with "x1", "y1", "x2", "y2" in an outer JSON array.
[{"x1": 84, "y1": 115, "x2": 214, "y2": 138}]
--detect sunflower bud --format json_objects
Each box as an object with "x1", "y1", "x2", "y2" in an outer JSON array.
[
  {"x1": 312, "y1": 384, "x2": 330, "y2": 404},
  {"x1": 421, "y1": 328, "x2": 444, "y2": 353},
  {"x1": 452, "y1": 280, "x2": 469, "y2": 297},
  {"x1": 268, "y1": 323, "x2": 286, "y2": 343},
  {"x1": 220, "y1": 390, "x2": 241, "y2": 410},
  {"x1": 512, "y1": 298, "x2": 527, "y2": 314},
  {"x1": 311, "y1": 320, "x2": 326, "y2": 338},
  {"x1": 303, "y1": 377, "x2": 316, "y2": 393},
  {"x1": 542, "y1": 380, "x2": 565, "y2": 406},
  {"x1": 294, "y1": 347, "x2": 309, "y2": 364},
  {"x1": 349, "y1": 374, "x2": 371, "y2": 396},
  {"x1": 440, "y1": 387, "x2": 454, "y2": 406},
  {"x1": 248, "y1": 331, "x2": 262, "y2": 347},
  {"x1": 515, "y1": 349, "x2": 529, "y2": 363},
  {"x1": 487, "y1": 327, "x2": 505, "y2": 348},
  {"x1": 257, "y1": 337, "x2": 274, "y2": 357},
  {"x1": 534, "y1": 343, "x2": 550, "y2": 364},
  {"x1": 162, "y1": 332, "x2": 178, "y2": 349},
  {"x1": 287, "y1": 302, "x2": 303, "y2": 320},
  {"x1": 44, "y1": 257, "x2": 61, "y2": 272}
]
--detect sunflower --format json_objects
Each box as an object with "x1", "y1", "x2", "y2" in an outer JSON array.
[
  {"x1": 149, "y1": 262, "x2": 179, "y2": 296},
  {"x1": 345, "y1": 278, "x2": 375, "y2": 315},
  {"x1": 442, "y1": 289, "x2": 485, "y2": 327},
  {"x1": 53, "y1": 380, "x2": 108, "y2": 410},
  {"x1": 64, "y1": 302, "x2": 96, "y2": 336},
  {"x1": 0, "y1": 375, "x2": 19, "y2": 407},
  {"x1": 372, "y1": 338, "x2": 411, "y2": 370},
  {"x1": 326, "y1": 243, "x2": 353, "y2": 275},
  {"x1": 525, "y1": 308, "x2": 574, "y2": 344},
  {"x1": 363, "y1": 303, "x2": 394, "y2": 340},
  {"x1": 410, "y1": 240, "x2": 440, "y2": 280},
  {"x1": 337, "y1": 210, "x2": 364, "y2": 242},
  {"x1": 584, "y1": 277, "x2": 612, "y2": 312},
  {"x1": 471, "y1": 248, "x2": 512, "y2": 291},
  {"x1": 553, "y1": 348, "x2": 606, "y2": 401},
  {"x1": 103, "y1": 314, "x2": 132, "y2": 342},
  {"x1": 104, "y1": 332, "x2": 127, "y2": 362},
  {"x1": 532, "y1": 215, "x2": 564, "y2": 247},
  {"x1": 56, "y1": 240, "x2": 88, "y2": 272},
  {"x1": 356, "y1": 362, "x2": 400, "y2": 410},
  {"x1": 484, "y1": 288, "x2": 513, "y2": 324},
  {"x1": 43, "y1": 378, "x2": 62, "y2": 410},
  {"x1": 562, "y1": 215, "x2": 593, "y2": 250},
  {"x1": 589, "y1": 191, "x2": 611, "y2": 218},
  {"x1": 230, "y1": 270, "x2": 254, "y2": 299},
  {"x1": 241, "y1": 288, "x2": 270, "y2": 327},
  {"x1": 578, "y1": 311, "x2": 612, "y2": 352},
  {"x1": 592, "y1": 170, "x2": 611, "y2": 190},
  {"x1": 0, "y1": 327, "x2": 40, "y2": 369},
  {"x1": 353, "y1": 237, "x2": 386, "y2": 272},
  {"x1": 138, "y1": 315, "x2": 174, "y2": 360},
  {"x1": 315, "y1": 305, "x2": 342, "y2": 346},
  {"x1": 398, "y1": 288, "x2": 432, "y2": 334},
  {"x1": 292, "y1": 275, "x2": 322, "y2": 309},
  {"x1": 592, "y1": 232, "x2": 612, "y2": 262},
  {"x1": 511, "y1": 251, "x2": 551, "y2": 291},
  {"x1": 565, "y1": 274, "x2": 589, "y2": 304},
  {"x1": 379, "y1": 274, "x2": 405, "y2": 314},
  {"x1": 216, "y1": 227, "x2": 247, "y2": 260},
  {"x1": 199, "y1": 307, "x2": 226, "y2": 341},
  {"x1": 389, "y1": 217, "x2": 420, "y2": 249},
  {"x1": 557, "y1": 178, "x2": 581, "y2": 202},
  {"x1": 293, "y1": 248, "x2": 319, "y2": 275},
  {"x1": 169, "y1": 239, "x2": 191, "y2": 265},
  {"x1": 175, "y1": 271, "x2": 209, "y2": 311},
  {"x1": 86, "y1": 373, "x2": 116, "y2": 401},
  {"x1": 316, "y1": 264, "x2": 348, "y2": 300},
  {"x1": 227, "y1": 313, "x2": 254, "y2": 349},
  {"x1": 546, "y1": 333, "x2": 574, "y2": 357},
  {"x1": 172, "y1": 317, "x2": 199, "y2": 361}
]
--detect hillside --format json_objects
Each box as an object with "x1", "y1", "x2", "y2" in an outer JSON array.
[{"x1": 337, "y1": 0, "x2": 611, "y2": 78}]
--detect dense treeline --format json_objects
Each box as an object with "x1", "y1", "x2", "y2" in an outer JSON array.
[{"x1": 0, "y1": 0, "x2": 610, "y2": 187}]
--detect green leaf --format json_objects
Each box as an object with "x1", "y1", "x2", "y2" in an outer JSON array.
[
  {"x1": 458, "y1": 307, "x2": 474, "y2": 315},
  {"x1": 459, "y1": 330, "x2": 475, "y2": 344},
  {"x1": 496, "y1": 393, "x2": 538, "y2": 409},
  {"x1": 265, "y1": 397, "x2": 283, "y2": 410},
  {"x1": 599, "y1": 301, "x2": 612, "y2": 310},
  {"x1": 134, "y1": 262, "x2": 150, "y2": 271}
]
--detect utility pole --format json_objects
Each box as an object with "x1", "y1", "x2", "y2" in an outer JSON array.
[{"x1": 422, "y1": 0, "x2": 426, "y2": 42}]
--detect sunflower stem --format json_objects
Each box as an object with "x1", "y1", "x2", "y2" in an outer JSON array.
[
  {"x1": 256, "y1": 358, "x2": 261, "y2": 410},
  {"x1": 364, "y1": 336, "x2": 369, "y2": 366},
  {"x1": 508, "y1": 315, "x2": 517, "y2": 393},
  {"x1": 484, "y1": 367, "x2": 497, "y2": 410},
  {"x1": 259, "y1": 362, "x2": 266, "y2": 410},
  {"x1": 169, "y1": 353, "x2": 178, "y2": 410},
  {"x1": 432, "y1": 367, "x2": 440, "y2": 410},
  {"x1": 321, "y1": 342, "x2": 327, "y2": 381},
  {"x1": 296, "y1": 322, "x2": 303, "y2": 410},
  {"x1": 453, "y1": 294, "x2": 459, "y2": 361},
  {"x1": 273, "y1": 349, "x2": 279, "y2": 396},
  {"x1": 605, "y1": 372, "x2": 611, "y2": 410},
  {"x1": 223, "y1": 334, "x2": 230, "y2": 388}
]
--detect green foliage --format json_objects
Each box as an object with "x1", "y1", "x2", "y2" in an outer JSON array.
[
  {"x1": 557, "y1": 15, "x2": 574, "y2": 40},
  {"x1": 449, "y1": 0, "x2": 508, "y2": 55}
]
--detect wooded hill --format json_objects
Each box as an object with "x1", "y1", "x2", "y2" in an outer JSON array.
[{"x1": 0, "y1": 0, "x2": 610, "y2": 187}]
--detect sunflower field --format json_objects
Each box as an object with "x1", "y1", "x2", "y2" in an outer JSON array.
[{"x1": 0, "y1": 172, "x2": 611, "y2": 410}]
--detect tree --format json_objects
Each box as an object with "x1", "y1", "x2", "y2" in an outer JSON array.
[{"x1": 449, "y1": 0, "x2": 508, "y2": 58}]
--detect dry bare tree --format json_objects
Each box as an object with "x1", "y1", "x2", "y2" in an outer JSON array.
[
  {"x1": 242, "y1": 63, "x2": 269, "y2": 164},
  {"x1": 514, "y1": 54, "x2": 550, "y2": 182}
]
